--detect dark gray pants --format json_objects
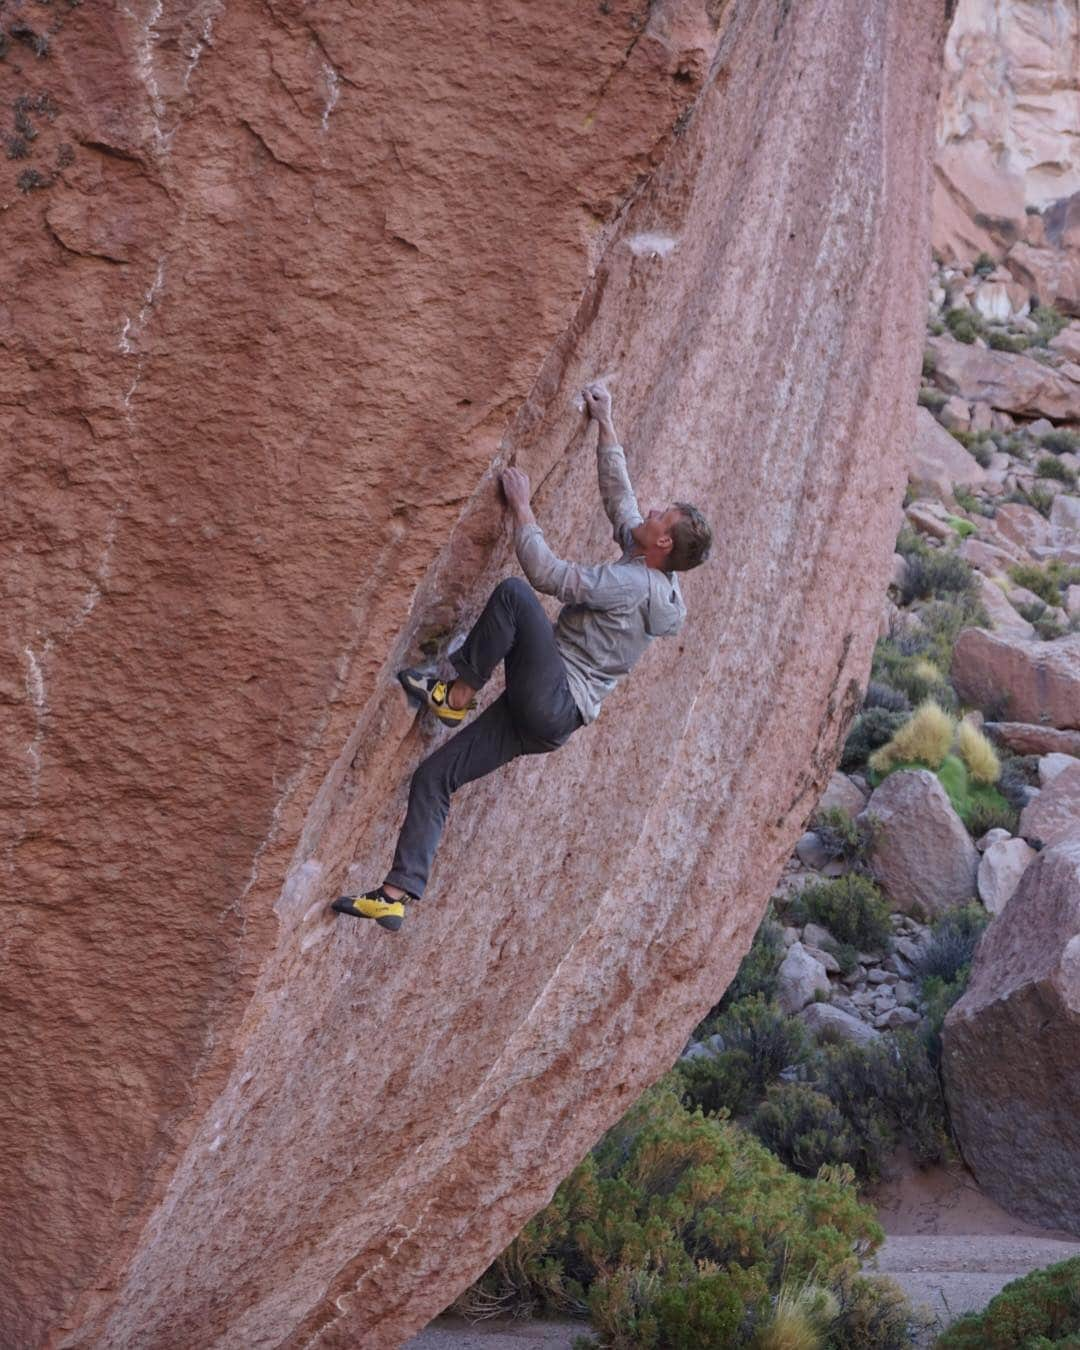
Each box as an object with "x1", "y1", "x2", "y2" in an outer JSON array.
[{"x1": 386, "y1": 577, "x2": 582, "y2": 898}]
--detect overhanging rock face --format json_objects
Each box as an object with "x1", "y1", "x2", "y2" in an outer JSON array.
[{"x1": 1, "y1": 0, "x2": 942, "y2": 1345}]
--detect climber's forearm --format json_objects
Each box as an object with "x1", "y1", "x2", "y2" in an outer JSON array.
[{"x1": 595, "y1": 414, "x2": 619, "y2": 451}]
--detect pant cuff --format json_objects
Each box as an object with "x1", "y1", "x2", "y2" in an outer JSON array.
[
  {"x1": 385, "y1": 871, "x2": 423, "y2": 900},
  {"x1": 450, "y1": 649, "x2": 486, "y2": 690}
]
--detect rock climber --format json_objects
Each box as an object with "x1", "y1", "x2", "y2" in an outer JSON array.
[{"x1": 332, "y1": 383, "x2": 713, "y2": 931}]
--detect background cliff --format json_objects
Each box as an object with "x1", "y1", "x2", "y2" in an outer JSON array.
[{"x1": 1, "y1": 0, "x2": 942, "y2": 1344}]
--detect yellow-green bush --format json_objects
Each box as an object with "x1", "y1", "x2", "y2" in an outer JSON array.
[
  {"x1": 869, "y1": 699, "x2": 955, "y2": 775},
  {"x1": 955, "y1": 720, "x2": 1000, "y2": 785},
  {"x1": 935, "y1": 1254, "x2": 1080, "y2": 1347},
  {"x1": 458, "y1": 1082, "x2": 891, "y2": 1347}
]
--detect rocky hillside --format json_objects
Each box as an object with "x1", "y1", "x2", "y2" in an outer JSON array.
[{"x1": 1, "y1": 0, "x2": 943, "y2": 1346}]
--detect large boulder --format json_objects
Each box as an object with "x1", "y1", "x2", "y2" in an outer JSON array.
[
  {"x1": 865, "y1": 770, "x2": 980, "y2": 918},
  {"x1": 777, "y1": 943, "x2": 832, "y2": 1015},
  {"x1": 927, "y1": 336, "x2": 1080, "y2": 422},
  {"x1": 908, "y1": 406, "x2": 987, "y2": 504},
  {"x1": 944, "y1": 842, "x2": 1080, "y2": 1235},
  {"x1": 1020, "y1": 760, "x2": 1080, "y2": 849},
  {"x1": 977, "y1": 836, "x2": 1038, "y2": 915},
  {"x1": 951, "y1": 629, "x2": 1080, "y2": 730},
  {"x1": 974, "y1": 572, "x2": 1035, "y2": 638},
  {"x1": 0, "y1": 1, "x2": 946, "y2": 1346},
  {"x1": 985, "y1": 722, "x2": 1080, "y2": 758}
]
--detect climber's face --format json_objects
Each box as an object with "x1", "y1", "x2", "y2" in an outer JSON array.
[{"x1": 633, "y1": 506, "x2": 683, "y2": 559}]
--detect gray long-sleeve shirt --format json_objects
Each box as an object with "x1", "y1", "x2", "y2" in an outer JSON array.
[{"x1": 513, "y1": 442, "x2": 686, "y2": 724}]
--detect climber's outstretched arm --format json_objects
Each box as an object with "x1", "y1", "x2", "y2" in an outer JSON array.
[
  {"x1": 584, "y1": 383, "x2": 643, "y2": 549},
  {"x1": 502, "y1": 466, "x2": 630, "y2": 609}
]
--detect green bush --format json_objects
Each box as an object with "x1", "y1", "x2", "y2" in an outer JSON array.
[
  {"x1": 710, "y1": 996, "x2": 808, "y2": 1095},
  {"x1": 1041, "y1": 429, "x2": 1080, "y2": 455},
  {"x1": 915, "y1": 904, "x2": 989, "y2": 985},
  {"x1": 863, "y1": 681, "x2": 911, "y2": 714},
  {"x1": 952, "y1": 485, "x2": 991, "y2": 516},
  {"x1": 1010, "y1": 561, "x2": 1080, "y2": 607},
  {"x1": 715, "y1": 912, "x2": 786, "y2": 1014},
  {"x1": 840, "y1": 708, "x2": 908, "y2": 772},
  {"x1": 944, "y1": 307, "x2": 982, "y2": 344},
  {"x1": 922, "y1": 347, "x2": 938, "y2": 377},
  {"x1": 789, "y1": 875, "x2": 893, "y2": 952},
  {"x1": 810, "y1": 807, "x2": 881, "y2": 873},
  {"x1": 1037, "y1": 455, "x2": 1078, "y2": 484},
  {"x1": 750, "y1": 1085, "x2": 858, "y2": 1177},
  {"x1": 935, "y1": 1254, "x2": 1080, "y2": 1348},
  {"x1": 869, "y1": 639, "x2": 957, "y2": 713},
  {"x1": 968, "y1": 437, "x2": 995, "y2": 468},
  {"x1": 899, "y1": 550, "x2": 978, "y2": 605},
  {"x1": 918, "y1": 387, "x2": 947, "y2": 411},
  {"x1": 678, "y1": 1048, "x2": 756, "y2": 1119},
  {"x1": 964, "y1": 796, "x2": 1020, "y2": 839},
  {"x1": 832, "y1": 1271, "x2": 929, "y2": 1350},
  {"x1": 987, "y1": 330, "x2": 1030, "y2": 353},
  {"x1": 1031, "y1": 304, "x2": 1068, "y2": 346},
  {"x1": 461, "y1": 1082, "x2": 891, "y2": 1347}
]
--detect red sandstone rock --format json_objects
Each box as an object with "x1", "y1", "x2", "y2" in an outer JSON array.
[
  {"x1": 928, "y1": 336, "x2": 1080, "y2": 422},
  {"x1": 951, "y1": 629, "x2": 1080, "y2": 730},
  {"x1": 944, "y1": 841, "x2": 1080, "y2": 1236},
  {"x1": 985, "y1": 722, "x2": 1080, "y2": 757},
  {"x1": 1020, "y1": 761, "x2": 1080, "y2": 849},
  {"x1": 0, "y1": 0, "x2": 943, "y2": 1344}
]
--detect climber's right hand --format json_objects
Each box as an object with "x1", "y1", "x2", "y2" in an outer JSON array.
[{"x1": 584, "y1": 382, "x2": 612, "y2": 422}]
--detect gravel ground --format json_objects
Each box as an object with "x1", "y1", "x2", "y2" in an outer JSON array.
[{"x1": 405, "y1": 1315, "x2": 585, "y2": 1349}]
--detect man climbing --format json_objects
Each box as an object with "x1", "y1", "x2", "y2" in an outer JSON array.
[{"x1": 332, "y1": 383, "x2": 712, "y2": 931}]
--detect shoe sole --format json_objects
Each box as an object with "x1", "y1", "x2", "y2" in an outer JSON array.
[{"x1": 331, "y1": 896, "x2": 404, "y2": 932}]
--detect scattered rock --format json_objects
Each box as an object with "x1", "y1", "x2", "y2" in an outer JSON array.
[
  {"x1": 876, "y1": 1006, "x2": 921, "y2": 1031},
  {"x1": 776, "y1": 943, "x2": 831, "y2": 1015},
  {"x1": 939, "y1": 395, "x2": 972, "y2": 433},
  {"x1": 866, "y1": 770, "x2": 980, "y2": 918},
  {"x1": 951, "y1": 630, "x2": 1080, "y2": 731},
  {"x1": 976, "y1": 826, "x2": 1012, "y2": 852},
  {"x1": 797, "y1": 1002, "x2": 882, "y2": 1046},
  {"x1": 928, "y1": 336, "x2": 1080, "y2": 421},
  {"x1": 905, "y1": 501, "x2": 957, "y2": 542},
  {"x1": 1040, "y1": 753, "x2": 1078, "y2": 786},
  {"x1": 817, "y1": 771, "x2": 868, "y2": 817},
  {"x1": 959, "y1": 536, "x2": 1025, "y2": 572},
  {"x1": 1050, "y1": 494, "x2": 1080, "y2": 544},
  {"x1": 985, "y1": 722, "x2": 1080, "y2": 757},
  {"x1": 944, "y1": 842, "x2": 1080, "y2": 1237},
  {"x1": 990, "y1": 503, "x2": 1055, "y2": 555},
  {"x1": 1020, "y1": 760, "x2": 1080, "y2": 848},
  {"x1": 975, "y1": 572, "x2": 1035, "y2": 638},
  {"x1": 977, "y1": 837, "x2": 1038, "y2": 915},
  {"x1": 795, "y1": 831, "x2": 843, "y2": 875},
  {"x1": 801, "y1": 922, "x2": 834, "y2": 950},
  {"x1": 681, "y1": 1032, "x2": 726, "y2": 1062}
]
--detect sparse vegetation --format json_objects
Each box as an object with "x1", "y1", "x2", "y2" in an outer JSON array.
[
  {"x1": 944, "y1": 307, "x2": 982, "y2": 344},
  {"x1": 1040, "y1": 428, "x2": 1080, "y2": 455},
  {"x1": 1009, "y1": 560, "x2": 1080, "y2": 607},
  {"x1": 1031, "y1": 304, "x2": 1068, "y2": 346},
  {"x1": 840, "y1": 707, "x2": 909, "y2": 772},
  {"x1": 918, "y1": 387, "x2": 948, "y2": 412},
  {"x1": 869, "y1": 700, "x2": 956, "y2": 775},
  {"x1": 809, "y1": 807, "x2": 881, "y2": 874},
  {"x1": 787, "y1": 875, "x2": 893, "y2": 953},
  {"x1": 1036, "y1": 454, "x2": 1077, "y2": 484}
]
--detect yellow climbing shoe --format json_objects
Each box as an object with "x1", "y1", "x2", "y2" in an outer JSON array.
[
  {"x1": 332, "y1": 887, "x2": 407, "y2": 932},
  {"x1": 398, "y1": 668, "x2": 476, "y2": 726}
]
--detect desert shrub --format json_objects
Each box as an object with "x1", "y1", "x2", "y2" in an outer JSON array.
[
  {"x1": 863, "y1": 681, "x2": 911, "y2": 714},
  {"x1": 952, "y1": 485, "x2": 990, "y2": 516},
  {"x1": 1037, "y1": 455, "x2": 1078, "y2": 484},
  {"x1": 956, "y1": 720, "x2": 1001, "y2": 784},
  {"x1": 935, "y1": 1254, "x2": 1080, "y2": 1348},
  {"x1": 964, "y1": 796, "x2": 1020, "y2": 838},
  {"x1": 973, "y1": 252, "x2": 995, "y2": 276},
  {"x1": 711, "y1": 996, "x2": 809, "y2": 1094},
  {"x1": 462, "y1": 1081, "x2": 889, "y2": 1347},
  {"x1": 1041, "y1": 428, "x2": 1080, "y2": 455},
  {"x1": 916, "y1": 592, "x2": 990, "y2": 666},
  {"x1": 678, "y1": 1048, "x2": 756, "y2": 1119},
  {"x1": 947, "y1": 515, "x2": 977, "y2": 538},
  {"x1": 789, "y1": 876, "x2": 893, "y2": 952},
  {"x1": 1010, "y1": 561, "x2": 1080, "y2": 606},
  {"x1": 1031, "y1": 304, "x2": 1068, "y2": 346},
  {"x1": 921, "y1": 347, "x2": 938, "y2": 377},
  {"x1": 899, "y1": 549, "x2": 978, "y2": 605},
  {"x1": 1015, "y1": 481, "x2": 1056, "y2": 517},
  {"x1": 997, "y1": 754, "x2": 1040, "y2": 808},
  {"x1": 968, "y1": 436, "x2": 995, "y2": 468},
  {"x1": 811, "y1": 1035, "x2": 949, "y2": 1178},
  {"x1": 810, "y1": 807, "x2": 881, "y2": 873},
  {"x1": 987, "y1": 330, "x2": 1029, "y2": 353},
  {"x1": 917, "y1": 387, "x2": 947, "y2": 412},
  {"x1": 756, "y1": 1278, "x2": 838, "y2": 1350},
  {"x1": 822, "y1": 939, "x2": 859, "y2": 977},
  {"x1": 915, "y1": 904, "x2": 989, "y2": 986},
  {"x1": 715, "y1": 911, "x2": 786, "y2": 1014},
  {"x1": 944, "y1": 307, "x2": 982, "y2": 344},
  {"x1": 831, "y1": 1271, "x2": 927, "y2": 1350},
  {"x1": 870, "y1": 699, "x2": 956, "y2": 774},
  {"x1": 869, "y1": 638, "x2": 957, "y2": 712},
  {"x1": 840, "y1": 707, "x2": 909, "y2": 772},
  {"x1": 750, "y1": 1085, "x2": 858, "y2": 1177}
]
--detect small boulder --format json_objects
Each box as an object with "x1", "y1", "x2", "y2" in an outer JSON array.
[
  {"x1": 976, "y1": 826, "x2": 1012, "y2": 852},
  {"x1": 776, "y1": 942, "x2": 831, "y2": 1015},
  {"x1": 939, "y1": 395, "x2": 971, "y2": 433},
  {"x1": 798, "y1": 1002, "x2": 881, "y2": 1046},
  {"x1": 1040, "y1": 753, "x2": 1078, "y2": 786},
  {"x1": 866, "y1": 770, "x2": 980, "y2": 918},
  {"x1": 875, "y1": 1006, "x2": 921, "y2": 1031},
  {"x1": 1020, "y1": 761, "x2": 1080, "y2": 849},
  {"x1": 802, "y1": 922, "x2": 834, "y2": 950},
  {"x1": 817, "y1": 771, "x2": 867, "y2": 818},
  {"x1": 951, "y1": 630, "x2": 1080, "y2": 732},
  {"x1": 977, "y1": 837, "x2": 1038, "y2": 915},
  {"x1": 975, "y1": 572, "x2": 1035, "y2": 638}
]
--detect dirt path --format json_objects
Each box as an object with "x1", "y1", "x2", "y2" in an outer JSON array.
[{"x1": 405, "y1": 1315, "x2": 584, "y2": 1349}]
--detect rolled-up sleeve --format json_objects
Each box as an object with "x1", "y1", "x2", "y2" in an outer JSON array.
[
  {"x1": 597, "y1": 443, "x2": 643, "y2": 549},
  {"x1": 515, "y1": 523, "x2": 631, "y2": 609}
]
